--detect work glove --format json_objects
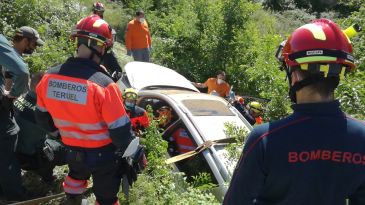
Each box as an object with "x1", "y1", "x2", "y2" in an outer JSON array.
[
  {"x1": 148, "y1": 46, "x2": 153, "y2": 53},
  {"x1": 127, "y1": 50, "x2": 132, "y2": 56},
  {"x1": 116, "y1": 145, "x2": 147, "y2": 186}
]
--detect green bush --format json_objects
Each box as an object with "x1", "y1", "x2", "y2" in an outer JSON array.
[{"x1": 122, "y1": 107, "x2": 219, "y2": 204}]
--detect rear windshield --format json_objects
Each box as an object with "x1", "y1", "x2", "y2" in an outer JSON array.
[{"x1": 182, "y1": 99, "x2": 235, "y2": 116}]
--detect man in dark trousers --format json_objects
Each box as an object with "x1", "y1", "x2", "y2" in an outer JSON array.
[
  {"x1": 224, "y1": 18, "x2": 365, "y2": 205},
  {"x1": 14, "y1": 72, "x2": 65, "y2": 183},
  {"x1": 0, "y1": 26, "x2": 43, "y2": 201},
  {"x1": 35, "y1": 15, "x2": 137, "y2": 205}
]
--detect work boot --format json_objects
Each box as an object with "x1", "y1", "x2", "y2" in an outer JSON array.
[{"x1": 60, "y1": 194, "x2": 83, "y2": 205}]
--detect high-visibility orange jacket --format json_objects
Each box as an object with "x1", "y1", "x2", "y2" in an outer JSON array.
[
  {"x1": 126, "y1": 105, "x2": 149, "y2": 133},
  {"x1": 171, "y1": 128, "x2": 196, "y2": 154},
  {"x1": 255, "y1": 116, "x2": 263, "y2": 125},
  {"x1": 35, "y1": 57, "x2": 134, "y2": 149},
  {"x1": 125, "y1": 19, "x2": 152, "y2": 50}
]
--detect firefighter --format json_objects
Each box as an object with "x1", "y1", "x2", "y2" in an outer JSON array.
[
  {"x1": 122, "y1": 88, "x2": 149, "y2": 135},
  {"x1": 92, "y1": 2, "x2": 105, "y2": 19},
  {"x1": 224, "y1": 19, "x2": 365, "y2": 205},
  {"x1": 246, "y1": 101, "x2": 264, "y2": 125},
  {"x1": 35, "y1": 15, "x2": 139, "y2": 205},
  {"x1": 0, "y1": 26, "x2": 43, "y2": 201},
  {"x1": 90, "y1": 2, "x2": 123, "y2": 79}
]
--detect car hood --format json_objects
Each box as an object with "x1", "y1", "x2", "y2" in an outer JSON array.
[{"x1": 123, "y1": 62, "x2": 199, "y2": 92}]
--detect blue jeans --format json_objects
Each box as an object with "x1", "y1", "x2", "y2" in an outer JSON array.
[{"x1": 132, "y1": 48, "x2": 150, "y2": 62}]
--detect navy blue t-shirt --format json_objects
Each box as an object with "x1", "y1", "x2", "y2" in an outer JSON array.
[{"x1": 224, "y1": 101, "x2": 365, "y2": 205}]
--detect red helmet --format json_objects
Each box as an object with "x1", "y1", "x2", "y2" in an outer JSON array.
[
  {"x1": 93, "y1": 2, "x2": 105, "y2": 12},
  {"x1": 72, "y1": 15, "x2": 112, "y2": 49},
  {"x1": 281, "y1": 18, "x2": 355, "y2": 75}
]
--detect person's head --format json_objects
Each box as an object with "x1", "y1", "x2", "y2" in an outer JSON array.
[
  {"x1": 123, "y1": 88, "x2": 138, "y2": 110},
  {"x1": 216, "y1": 70, "x2": 226, "y2": 84},
  {"x1": 135, "y1": 10, "x2": 145, "y2": 23},
  {"x1": 71, "y1": 15, "x2": 113, "y2": 64},
  {"x1": 30, "y1": 72, "x2": 44, "y2": 92},
  {"x1": 157, "y1": 106, "x2": 173, "y2": 127},
  {"x1": 13, "y1": 26, "x2": 44, "y2": 55},
  {"x1": 277, "y1": 18, "x2": 356, "y2": 103},
  {"x1": 247, "y1": 101, "x2": 263, "y2": 118},
  {"x1": 92, "y1": 2, "x2": 105, "y2": 18}
]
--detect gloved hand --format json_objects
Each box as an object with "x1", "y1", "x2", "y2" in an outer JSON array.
[
  {"x1": 130, "y1": 145, "x2": 147, "y2": 174},
  {"x1": 116, "y1": 145, "x2": 147, "y2": 186},
  {"x1": 148, "y1": 46, "x2": 153, "y2": 53},
  {"x1": 127, "y1": 50, "x2": 132, "y2": 56}
]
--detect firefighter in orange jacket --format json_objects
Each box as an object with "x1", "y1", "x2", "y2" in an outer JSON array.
[
  {"x1": 125, "y1": 10, "x2": 152, "y2": 62},
  {"x1": 35, "y1": 15, "x2": 135, "y2": 205},
  {"x1": 122, "y1": 88, "x2": 149, "y2": 134}
]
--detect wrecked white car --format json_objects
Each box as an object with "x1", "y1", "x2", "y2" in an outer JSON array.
[{"x1": 117, "y1": 62, "x2": 252, "y2": 200}]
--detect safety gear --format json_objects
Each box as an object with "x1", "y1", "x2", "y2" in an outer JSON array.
[
  {"x1": 157, "y1": 106, "x2": 172, "y2": 127},
  {"x1": 217, "y1": 78, "x2": 224, "y2": 84},
  {"x1": 122, "y1": 88, "x2": 138, "y2": 100},
  {"x1": 139, "y1": 18, "x2": 145, "y2": 23},
  {"x1": 281, "y1": 18, "x2": 355, "y2": 71},
  {"x1": 171, "y1": 128, "x2": 196, "y2": 154},
  {"x1": 247, "y1": 101, "x2": 263, "y2": 115},
  {"x1": 238, "y1": 97, "x2": 244, "y2": 104},
  {"x1": 71, "y1": 15, "x2": 113, "y2": 53},
  {"x1": 92, "y1": 2, "x2": 105, "y2": 12},
  {"x1": 126, "y1": 105, "x2": 149, "y2": 133},
  {"x1": 35, "y1": 58, "x2": 133, "y2": 149},
  {"x1": 343, "y1": 24, "x2": 361, "y2": 38},
  {"x1": 125, "y1": 102, "x2": 135, "y2": 110},
  {"x1": 277, "y1": 19, "x2": 356, "y2": 103},
  {"x1": 43, "y1": 138, "x2": 67, "y2": 166},
  {"x1": 125, "y1": 19, "x2": 152, "y2": 50}
]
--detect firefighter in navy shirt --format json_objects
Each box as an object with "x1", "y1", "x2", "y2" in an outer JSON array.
[{"x1": 224, "y1": 18, "x2": 365, "y2": 205}]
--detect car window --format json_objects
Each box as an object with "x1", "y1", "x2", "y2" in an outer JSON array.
[
  {"x1": 164, "y1": 123, "x2": 217, "y2": 184},
  {"x1": 182, "y1": 99, "x2": 235, "y2": 116}
]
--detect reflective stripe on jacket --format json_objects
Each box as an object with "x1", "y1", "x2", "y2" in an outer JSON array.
[
  {"x1": 36, "y1": 57, "x2": 133, "y2": 149},
  {"x1": 172, "y1": 128, "x2": 196, "y2": 154}
]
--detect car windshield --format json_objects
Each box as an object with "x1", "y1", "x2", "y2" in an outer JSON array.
[{"x1": 182, "y1": 99, "x2": 234, "y2": 116}]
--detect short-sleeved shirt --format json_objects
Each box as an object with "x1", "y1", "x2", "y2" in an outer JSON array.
[{"x1": 204, "y1": 78, "x2": 230, "y2": 97}]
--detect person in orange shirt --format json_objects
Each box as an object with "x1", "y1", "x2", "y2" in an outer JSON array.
[
  {"x1": 193, "y1": 71, "x2": 230, "y2": 98},
  {"x1": 125, "y1": 10, "x2": 152, "y2": 62}
]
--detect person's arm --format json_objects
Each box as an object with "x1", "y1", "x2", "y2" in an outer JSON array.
[
  {"x1": 102, "y1": 83, "x2": 135, "y2": 152},
  {"x1": 223, "y1": 129, "x2": 266, "y2": 204},
  {"x1": 349, "y1": 183, "x2": 365, "y2": 205},
  {"x1": 140, "y1": 110, "x2": 150, "y2": 129},
  {"x1": 146, "y1": 22, "x2": 152, "y2": 48},
  {"x1": 192, "y1": 78, "x2": 209, "y2": 88},
  {"x1": 34, "y1": 77, "x2": 58, "y2": 133},
  {"x1": 125, "y1": 23, "x2": 132, "y2": 54},
  {"x1": 0, "y1": 35, "x2": 29, "y2": 97}
]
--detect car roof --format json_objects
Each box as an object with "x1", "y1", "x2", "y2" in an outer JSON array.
[{"x1": 124, "y1": 62, "x2": 199, "y2": 92}]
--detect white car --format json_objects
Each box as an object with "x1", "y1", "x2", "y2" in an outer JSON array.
[{"x1": 117, "y1": 62, "x2": 252, "y2": 201}]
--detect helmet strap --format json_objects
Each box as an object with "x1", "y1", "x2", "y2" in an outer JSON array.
[{"x1": 288, "y1": 73, "x2": 323, "y2": 103}]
